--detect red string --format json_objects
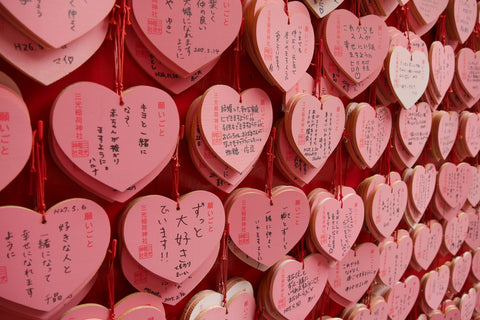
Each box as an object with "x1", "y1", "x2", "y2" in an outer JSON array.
[
  {"x1": 107, "y1": 239, "x2": 117, "y2": 320},
  {"x1": 172, "y1": 126, "x2": 185, "y2": 210},
  {"x1": 219, "y1": 223, "x2": 230, "y2": 312},
  {"x1": 385, "y1": 136, "x2": 392, "y2": 185},
  {"x1": 369, "y1": 82, "x2": 377, "y2": 109},
  {"x1": 334, "y1": 144, "x2": 344, "y2": 207},
  {"x1": 299, "y1": 236, "x2": 305, "y2": 268},
  {"x1": 233, "y1": 21, "x2": 244, "y2": 101},
  {"x1": 474, "y1": 22, "x2": 480, "y2": 52},
  {"x1": 265, "y1": 128, "x2": 276, "y2": 205},
  {"x1": 354, "y1": 0, "x2": 360, "y2": 22},
  {"x1": 29, "y1": 121, "x2": 47, "y2": 223},
  {"x1": 284, "y1": 0, "x2": 290, "y2": 24},
  {"x1": 314, "y1": 41, "x2": 323, "y2": 99},
  {"x1": 110, "y1": 0, "x2": 130, "y2": 104},
  {"x1": 438, "y1": 13, "x2": 446, "y2": 46},
  {"x1": 403, "y1": 4, "x2": 412, "y2": 53},
  {"x1": 444, "y1": 89, "x2": 451, "y2": 111},
  {"x1": 364, "y1": 282, "x2": 373, "y2": 309}
]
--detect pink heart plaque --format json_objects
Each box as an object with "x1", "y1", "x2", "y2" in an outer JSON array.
[
  {"x1": 0, "y1": 199, "x2": 110, "y2": 312},
  {"x1": 456, "y1": 48, "x2": 480, "y2": 98},
  {"x1": 227, "y1": 186, "x2": 310, "y2": 268},
  {"x1": 324, "y1": 9, "x2": 389, "y2": 83},
  {"x1": 0, "y1": 15, "x2": 109, "y2": 86},
  {"x1": 0, "y1": 0, "x2": 114, "y2": 48},
  {"x1": 286, "y1": 94, "x2": 345, "y2": 168},
  {"x1": 387, "y1": 47, "x2": 429, "y2": 110},
  {"x1": 384, "y1": 275, "x2": 420, "y2": 320},
  {"x1": 199, "y1": 85, "x2": 273, "y2": 173},
  {"x1": 311, "y1": 192, "x2": 364, "y2": 261},
  {"x1": 130, "y1": 0, "x2": 242, "y2": 75},
  {"x1": 397, "y1": 102, "x2": 432, "y2": 158},
  {"x1": 121, "y1": 191, "x2": 225, "y2": 283},
  {"x1": 421, "y1": 264, "x2": 450, "y2": 312},
  {"x1": 367, "y1": 180, "x2": 408, "y2": 240},
  {"x1": 269, "y1": 254, "x2": 329, "y2": 319},
  {"x1": 253, "y1": 3, "x2": 314, "y2": 91},
  {"x1": 328, "y1": 242, "x2": 379, "y2": 307},
  {"x1": 51, "y1": 82, "x2": 180, "y2": 192},
  {"x1": 412, "y1": 220, "x2": 443, "y2": 270},
  {"x1": 0, "y1": 85, "x2": 32, "y2": 192}
]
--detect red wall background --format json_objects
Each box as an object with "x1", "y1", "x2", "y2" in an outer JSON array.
[{"x1": 0, "y1": 2, "x2": 466, "y2": 319}]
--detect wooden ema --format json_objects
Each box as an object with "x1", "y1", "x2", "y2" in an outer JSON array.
[{"x1": 2, "y1": 2, "x2": 480, "y2": 320}]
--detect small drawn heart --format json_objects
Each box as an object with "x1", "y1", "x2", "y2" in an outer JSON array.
[
  {"x1": 0, "y1": 0, "x2": 114, "y2": 48},
  {"x1": 0, "y1": 199, "x2": 110, "y2": 312},
  {"x1": 324, "y1": 9, "x2": 389, "y2": 84},
  {"x1": 227, "y1": 186, "x2": 310, "y2": 268},
  {"x1": 51, "y1": 82, "x2": 180, "y2": 192},
  {"x1": 121, "y1": 191, "x2": 225, "y2": 283},
  {"x1": 199, "y1": 85, "x2": 273, "y2": 173}
]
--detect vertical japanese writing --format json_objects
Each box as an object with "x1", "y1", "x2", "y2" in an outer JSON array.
[
  {"x1": 84, "y1": 210, "x2": 95, "y2": 248},
  {"x1": 71, "y1": 93, "x2": 88, "y2": 158},
  {"x1": 58, "y1": 221, "x2": 72, "y2": 275},
  {"x1": 0, "y1": 112, "x2": 10, "y2": 157},
  {"x1": 238, "y1": 200, "x2": 249, "y2": 245},
  {"x1": 139, "y1": 104, "x2": 149, "y2": 154},
  {"x1": 139, "y1": 204, "x2": 154, "y2": 260},
  {"x1": 22, "y1": 230, "x2": 34, "y2": 298},
  {"x1": 39, "y1": 234, "x2": 52, "y2": 283},
  {"x1": 110, "y1": 108, "x2": 120, "y2": 164},
  {"x1": 68, "y1": 0, "x2": 77, "y2": 31}
]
